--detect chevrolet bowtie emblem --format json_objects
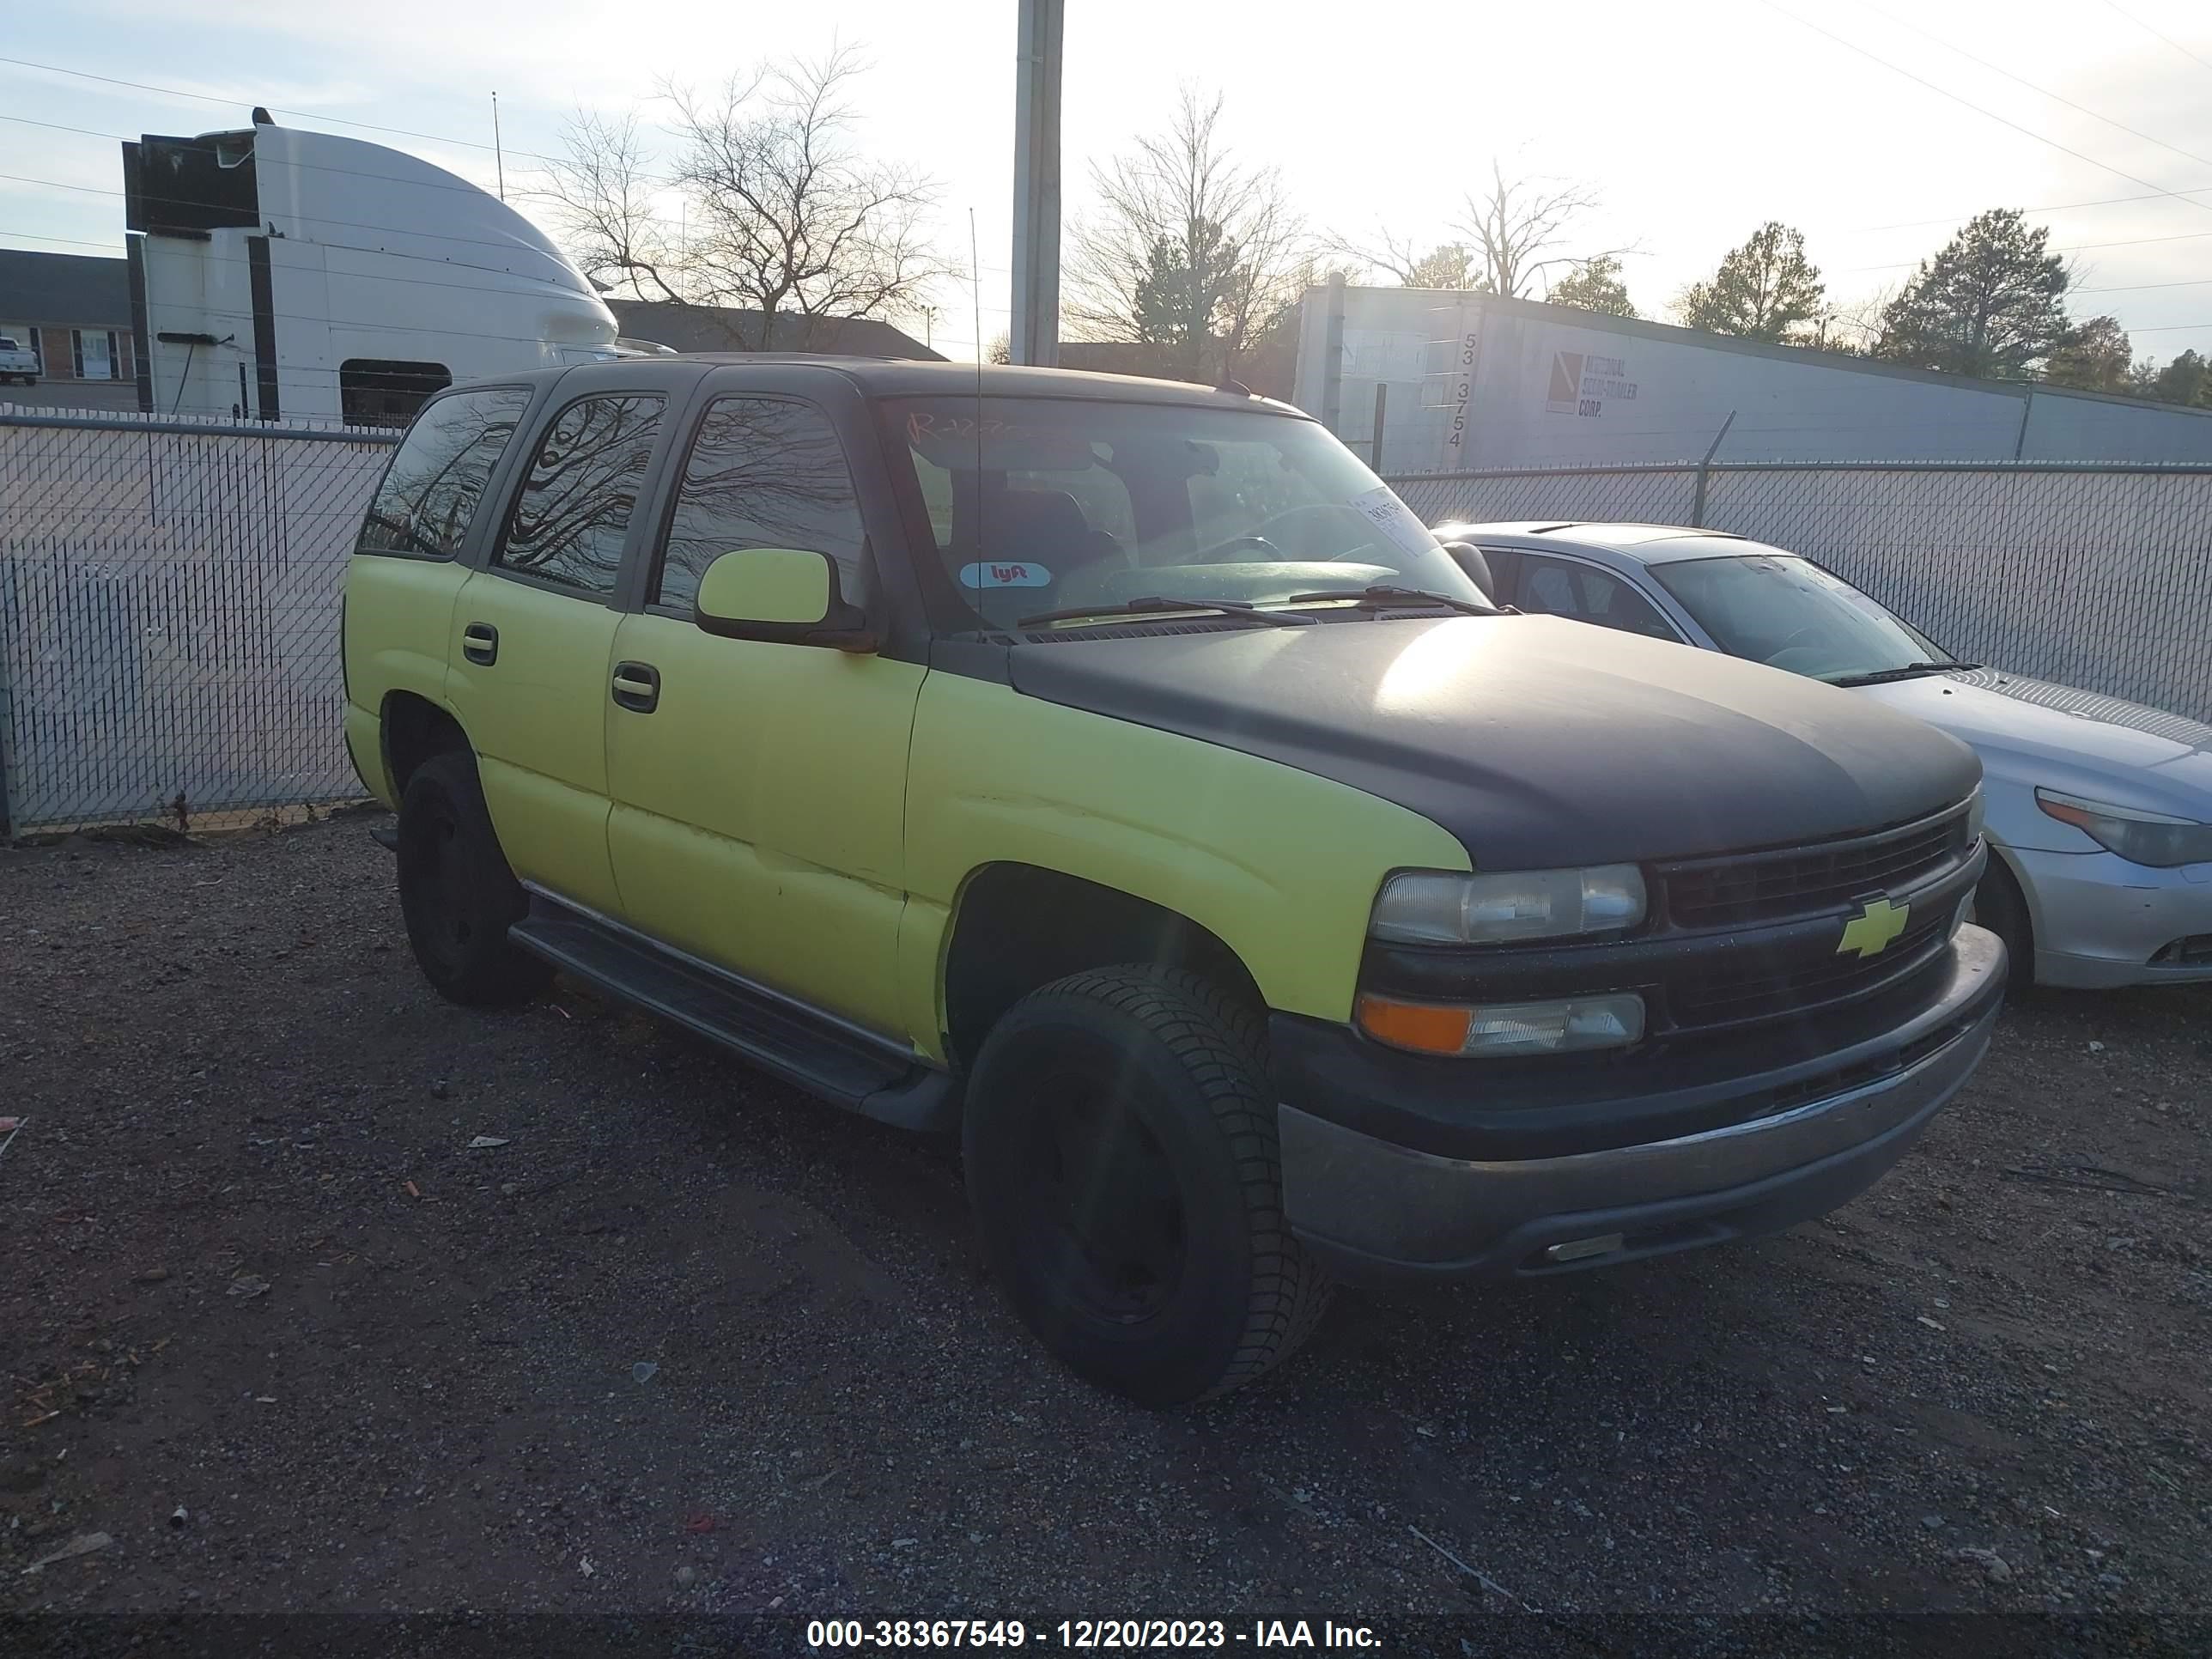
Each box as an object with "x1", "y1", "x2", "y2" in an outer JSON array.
[{"x1": 1838, "y1": 896, "x2": 1910, "y2": 958}]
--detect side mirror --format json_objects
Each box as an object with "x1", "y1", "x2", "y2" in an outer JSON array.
[
  {"x1": 1441, "y1": 540, "x2": 1495, "y2": 601},
  {"x1": 694, "y1": 547, "x2": 878, "y2": 653}
]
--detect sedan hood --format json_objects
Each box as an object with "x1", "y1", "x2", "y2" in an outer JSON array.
[
  {"x1": 1008, "y1": 615, "x2": 1981, "y2": 869},
  {"x1": 1854, "y1": 669, "x2": 2212, "y2": 819}
]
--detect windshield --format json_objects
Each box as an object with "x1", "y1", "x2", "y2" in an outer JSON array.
[
  {"x1": 885, "y1": 396, "x2": 1488, "y2": 629},
  {"x1": 1651, "y1": 552, "x2": 1957, "y2": 683}
]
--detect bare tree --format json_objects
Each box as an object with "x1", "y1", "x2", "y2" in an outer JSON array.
[
  {"x1": 543, "y1": 44, "x2": 945, "y2": 351},
  {"x1": 1457, "y1": 161, "x2": 1622, "y2": 298},
  {"x1": 544, "y1": 108, "x2": 681, "y2": 301},
  {"x1": 1331, "y1": 161, "x2": 1621, "y2": 298},
  {"x1": 1062, "y1": 88, "x2": 1308, "y2": 381},
  {"x1": 1806, "y1": 285, "x2": 1896, "y2": 356},
  {"x1": 1327, "y1": 229, "x2": 1480, "y2": 290}
]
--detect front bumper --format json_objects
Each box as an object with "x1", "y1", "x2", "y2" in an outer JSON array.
[
  {"x1": 2008, "y1": 845, "x2": 2212, "y2": 988},
  {"x1": 1277, "y1": 926, "x2": 2005, "y2": 1280}
]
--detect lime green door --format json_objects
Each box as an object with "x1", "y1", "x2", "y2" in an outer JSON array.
[
  {"x1": 444, "y1": 391, "x2": 666, "y2": 915},
  {"x1": 603, "y1": 394, "x2": 924, "y2": 1034}
]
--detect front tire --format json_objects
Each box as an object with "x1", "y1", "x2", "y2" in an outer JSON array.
[
  {"x1": 963, "y1": 967, "x2": 1334, "y2": 1406},
  {"x1": 395, "y1": 750, "x2": 551, "y2": 1006}
]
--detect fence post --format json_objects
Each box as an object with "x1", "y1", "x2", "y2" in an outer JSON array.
[
  {"x1": 1320, "y1": 272, "x2": 1346, "y2": 435},
  {"x1": 0, "y1": 620, "x2": 12, "y2": 841},
  {"x1": 1370, "y1": 382, "x2": 1388, "y2": 471},
  {"x1": 1689, "y1": 410, "x2": 1736, "y2": 526}
]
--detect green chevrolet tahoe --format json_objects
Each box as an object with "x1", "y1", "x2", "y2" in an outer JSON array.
[{"x1": 342, "y1": 357, "x2": 2006, "y2": 1404}]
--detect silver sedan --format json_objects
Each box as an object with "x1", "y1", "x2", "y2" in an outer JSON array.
[{"x1": 1434, "y1": 520, "x2": 2212, "y2": 989}]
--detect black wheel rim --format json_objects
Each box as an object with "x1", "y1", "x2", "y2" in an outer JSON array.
[{"x1": 1012, "y1": 1065, "x2": 1188, "y2": 1326}]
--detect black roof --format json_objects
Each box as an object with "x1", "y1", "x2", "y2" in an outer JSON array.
[
  {"x1": 606, "y1": 300, "x2": 941, "y2": 362},
  {"x1": 0, "y1": 248, "x2": 131, "y2": 329},
  {"x1": 546, "y1": 353, "x2": 1309, "y2": 412}
]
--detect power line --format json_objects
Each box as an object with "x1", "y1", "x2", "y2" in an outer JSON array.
[
  {"x1": 1, "y1": 118, "x2": 1002, "y2": 278},
  {"x1": 1839, "y1": 224, "x2": 2212, "y2": 274},
  {"x1": 0, "y1": 220, "x2": 939, "y2": 357},
  {"x1": 1852, "y1": 187, "x2": 2212, "y2": 234},
  {"x1": 0, "y1": 222, "x2": 610, "y2": 306},
  {"x1": 0, "y1": 169, "x2": 610, "y2": 267},
  {"x1": 2100, "y1": 0, "x2": 2212, "y2": 80},
  {"x1": 0, "y1": 52, "x2": 572, "y2": 169},
  {"x1": 2076, "y1": 276, "x2": 2212, "y2": 295},
  {"x1": 1850, "y1": 0, "x2": 2212, "y2": 174},
  {"x1": 1761, "y1": 3, "x2": 2212, "y2": 219},
  {"x1": 0, "y1": 112, "x2": 536, "y2": 204},
  {"x1": 0, "y1": 53, "x2": 696, "y2": 198}
]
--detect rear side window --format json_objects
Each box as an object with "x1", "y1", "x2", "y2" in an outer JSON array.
[
  {"x1": 1518, "y1": 556, "x2": 1680, "y2": 641},
  {"x1": 495, "y1": 394, "x2": 664, "y2": 596},
  {"x1": 653, "y1": 396, "x2": 867, "y2": 611},
  {"x1": 356, "y1": 386, "x2": 531, "y2": 559}
]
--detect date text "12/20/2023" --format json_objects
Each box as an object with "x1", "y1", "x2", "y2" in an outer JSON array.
[{"x1": 805, "y1": 1619, "x2": 1382, "y2": 1649}]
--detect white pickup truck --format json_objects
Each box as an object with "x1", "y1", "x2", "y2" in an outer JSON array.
[{"x1": 0, "y1": 334, "x2": 40, "y2": 384}]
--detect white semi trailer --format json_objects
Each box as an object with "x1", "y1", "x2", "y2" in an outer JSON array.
[
  {"x1": 1294, "y1": 284, "x2": 2212, "y2": 473},
  {"x1": 124, "y1": 112, "x2": 619, "y2": 424}
]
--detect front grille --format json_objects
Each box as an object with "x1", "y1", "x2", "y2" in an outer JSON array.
[
  {"x1": 1661, "y1": 806, "x2": 1971, "y2": 929},
  {"x1": 1669, "y1": 910, "x2": 1952, "y2": 1030}
]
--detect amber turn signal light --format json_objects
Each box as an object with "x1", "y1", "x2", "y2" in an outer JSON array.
[{"x1": 1354, "y1": 994, "x2": 1474, "y2": 1055}]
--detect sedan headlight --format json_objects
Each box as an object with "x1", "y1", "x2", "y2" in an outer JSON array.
[
  {"x1": 1370, "y1": 865, "x2": 1647, "y2": 945},
  {"x1": 2035, "y1": 788, "x2": 2212, "y2": 869}
]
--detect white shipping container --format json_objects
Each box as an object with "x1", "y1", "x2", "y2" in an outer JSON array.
[{"x1": 1293, "y1": 287, "x2": 2212, "y2": 473}]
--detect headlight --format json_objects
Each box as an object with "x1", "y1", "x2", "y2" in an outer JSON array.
[
  {"x1": 1358, "y1": 992, "x2": 1645, "y2": 1057},
  {"x1": 2035, "y1": 788, "x2": 2212, "y2": 868},
  {"x1": 1964, "y1": 786, "x2": 1985, "y2": 846},
  {"x1": 1370, "y1": 865, "x2": 1647, "y2": 945}
]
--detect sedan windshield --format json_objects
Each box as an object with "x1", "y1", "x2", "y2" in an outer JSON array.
[
  {"x1": 884, "y1": 396, "x2": 1490, "y2": 629},
  {"x1": 1651, "y1": 552, "x2": 1960, "y2": 684}
]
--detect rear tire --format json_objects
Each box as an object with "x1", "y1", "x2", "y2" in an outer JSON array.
[
  {"x1": 395, "y1": 750, "x2": 551, "y2": 1007},
  {"x1": 963, "y1": 966, "x2": 1334, "y2": 1406},
  {"x1": 1972, "y1": 853, "x2": 2033, "y2": 988}
]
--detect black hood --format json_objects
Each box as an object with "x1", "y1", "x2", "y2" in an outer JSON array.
[{"x1": 1008, "y1": 615, "x2": 1982, "y2": 869}]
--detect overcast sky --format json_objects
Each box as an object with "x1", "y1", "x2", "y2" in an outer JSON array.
[{"x1": 5, "y1": 0, "x2": 2211, "y2": 366}]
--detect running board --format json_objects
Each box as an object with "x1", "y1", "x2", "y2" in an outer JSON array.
[{"x1": 508, "y1": 893, "x2": 957, "y2": 1134}]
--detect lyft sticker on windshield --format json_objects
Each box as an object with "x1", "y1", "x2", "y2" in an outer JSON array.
[
  {"x1": 1351, "y1": 486, "x2": 1438, "y2": 558},
  {"x1": 959, "y1": 561, "x2": 1053, "y2": 589}
]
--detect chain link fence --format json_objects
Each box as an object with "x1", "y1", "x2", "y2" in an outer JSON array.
[
  {"x1": 1391, "y1": 459, "x2": 2212, "y2": 726},
  {"x1": 0, "y1": 409, "x2": 398, "y2": 836},
  {"x1": 5, "y1": 410, "x2": 2210, "y2": 836}
]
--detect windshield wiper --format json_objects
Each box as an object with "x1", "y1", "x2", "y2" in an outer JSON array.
[
  {"x1": 1826, "y1": 659, "x2": 1980, "y2": 687},
  {"x1": 1281, "y1": 585, "x2": 1497, "y2": 617},
  {"x1": 1017, "y1": 595, "x2": 1317, "y2": 629}
]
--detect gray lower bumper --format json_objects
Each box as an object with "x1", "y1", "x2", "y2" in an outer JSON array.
[{"x1": 1280, "y1": 930, "x2": 2005, "y2": 1279}]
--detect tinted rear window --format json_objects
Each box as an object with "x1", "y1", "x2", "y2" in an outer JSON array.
[
  {"x1": 357, "y1": 386, "x2": 532, "y2": 560},
  {"x1": 495, "y1": 393, "x2": 664, "y2": 597}
]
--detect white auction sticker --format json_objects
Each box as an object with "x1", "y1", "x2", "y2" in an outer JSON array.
[{"x1": 1350, "y1": 486, "x2": 1438, "y2": 558}]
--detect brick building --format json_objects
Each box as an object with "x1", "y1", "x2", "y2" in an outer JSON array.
[{"x1": 0, "y1": 249, "x2": 135, "y2": 386}]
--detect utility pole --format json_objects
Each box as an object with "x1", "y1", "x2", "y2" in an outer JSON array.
[
  {"x1": 1010, "y1": 0, "x2": 1063, "y2": 366},
  {"x1": 491, "y1": 91, "x2": 506, "y2": 201}
]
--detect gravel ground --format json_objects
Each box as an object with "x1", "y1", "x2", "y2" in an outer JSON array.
[{"x1": 1, "y1": 818, "x2": 2206, "y2": 1657}]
